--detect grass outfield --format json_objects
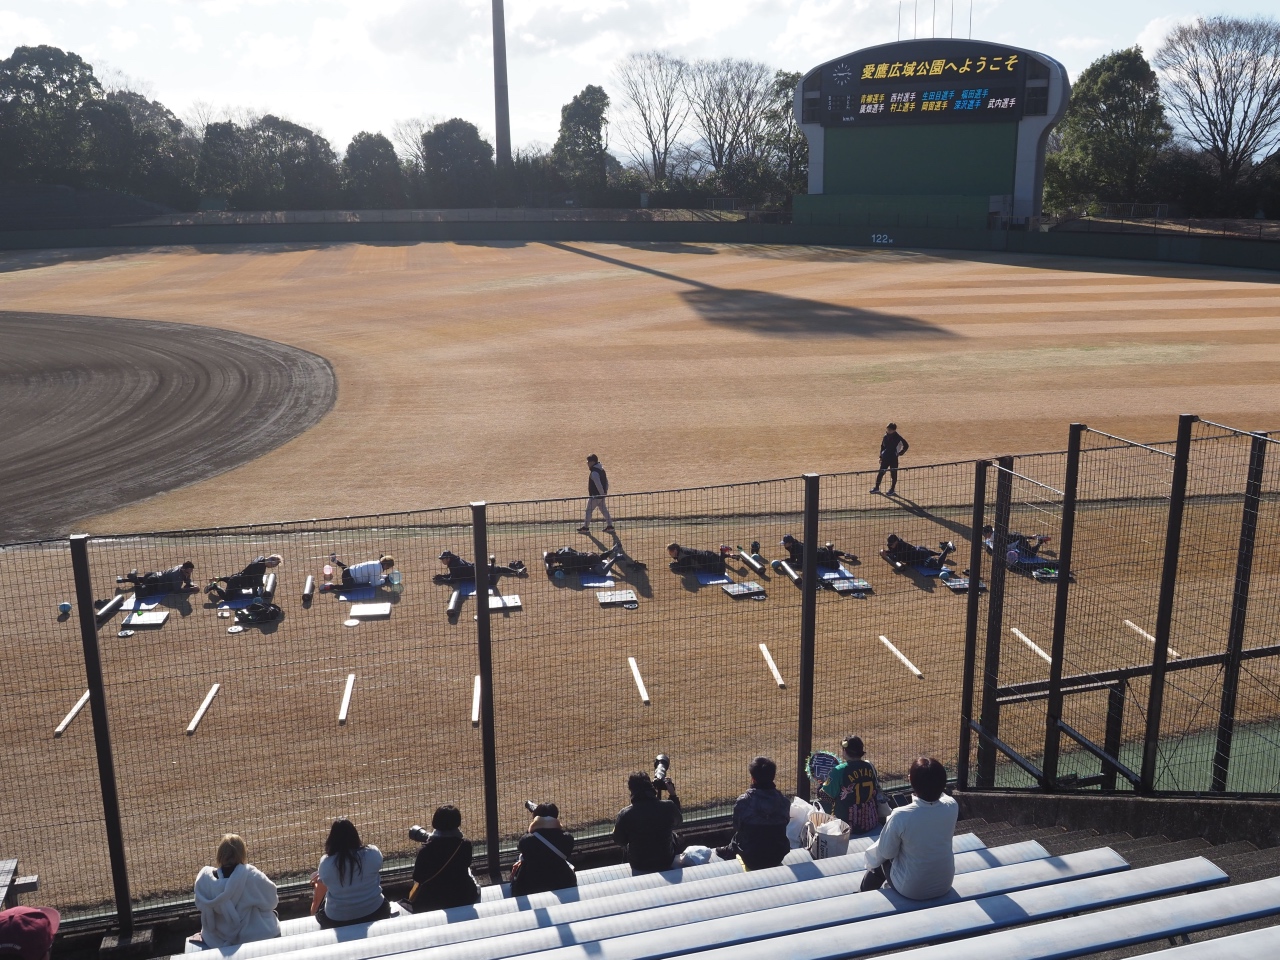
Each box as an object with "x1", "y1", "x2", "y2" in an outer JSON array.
[{"x1": 1, "y1": 241, "x2": 1278, "y2": 915}]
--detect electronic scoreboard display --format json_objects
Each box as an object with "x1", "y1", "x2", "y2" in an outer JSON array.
[{"x1": 817, "y1": 40, "x2": 1028, "y2": 127}]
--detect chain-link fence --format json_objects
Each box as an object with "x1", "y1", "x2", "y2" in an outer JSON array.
[{"x1": 7, "y1": 417, "x2": 1280, "y2": 924}]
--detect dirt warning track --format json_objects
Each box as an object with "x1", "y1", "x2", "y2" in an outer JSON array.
[{"x1": 0, "y1": 310, "x2": 336, "y2": 541}]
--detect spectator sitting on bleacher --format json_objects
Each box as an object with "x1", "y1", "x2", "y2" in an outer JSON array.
[
  {"x1": 0, "y1": 905, "x2": 59, "y2": 960},
  {"x1": 309, "y1": 818, "x2": 391, "y2": 928},
  {"x1": 509, "y1": 803, "x2": 576, "y2": 897},
  {"x1": 714, "y1": 756, "x2": 791, "y2": 870},
  {"x1": 860, "y1": 757, "x2": 958, "y2": 899},
  {"x1": 205, "y1": 555, "x2": 282, "y2": 602},
  {"x1": 818, "y1": 736, "x2": 887, "y2": 834},
  {"x1": 193, "y1": 834, "x2": 280, "y2": 947},
  {"x1": 402, "y1": 805, "x2": 481, "y2": 913},
  {"x1": 612, "y1": 772, "x2": 683, "y2": 875},
  {"x1": 116, "y1": 561, "x2": 197, "y2": 597}
]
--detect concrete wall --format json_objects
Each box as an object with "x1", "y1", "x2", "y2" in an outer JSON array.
[{"x1": 1, "y1": 219, "x2": 1277, "y2": 272}]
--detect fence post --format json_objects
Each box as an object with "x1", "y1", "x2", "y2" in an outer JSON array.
[
  {"x1": 69, "y1": 535, "x2": 135, "y2": 938},
  {"x1": 1042, "y1": 423, "x2": 1085, "y2": 789},
  {"x1": 795, "y1": 473, "x2": 820, "y2": 799},
  {"x1": 1102, "y1": 682, "x2": 1126, "y2": 791},
  {"x1": 1211, "y1": 433, "x2": 1267, "y2": 792},
  {"x1": 976, "y1": 456, "x2": 1014, "y2": 787},
  {"x1": 471, "y1": 502, "x2": 502, "y2": 883},
  {"x1": 957, "y1": 460, "x2": 989, "y2": 790},
  {"x1": 1140, "y1": 414, "x2": 1195, "y2": 793}
]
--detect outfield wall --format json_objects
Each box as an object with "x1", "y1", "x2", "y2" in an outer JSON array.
[{"x1": 1, "y1": 220, "x2": 1277, "y2": 272}]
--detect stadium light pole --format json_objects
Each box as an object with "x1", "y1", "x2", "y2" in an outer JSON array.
[{"x1": 491, "y1": 0, "x2": 512, "y2": 170}]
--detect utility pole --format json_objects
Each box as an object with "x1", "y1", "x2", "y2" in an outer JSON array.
[{"x1": 491, "y1": 0, "x2": 512, "y2": 170}]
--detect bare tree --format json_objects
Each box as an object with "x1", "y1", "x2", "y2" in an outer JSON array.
[
  {"x1": 685, "y1": 57, "x2": 774, "y2": 172},
  {"x1": 1154, "y1": 16, "x2": 1280, "y2": 187},
  {"x1": 392, "y1": 115, "x2": 438, "y2": 171},
  {"x1": 613, "y1": 51, "x2": 690, "y2": 186}
]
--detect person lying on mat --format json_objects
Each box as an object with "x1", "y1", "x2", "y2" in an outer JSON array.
[
  {"x1": 117, "y1": 561, "x2": 198, "y2": 597},
  {"x1": 881, "y1": 535, "x2": 955, "y2": 570},
  {"x1": 321, "y1": 554, "x2": 394, "y2": 593},
  {"x1": 667, "y1": 543, "x2": 732, "y2": 574},
  {"x1": 982, "y1": 525, "x2": 1051, "y2": 558},
  {"x1": 432, "y1": 551, "x2": 526, "y2": 584},
  {"x1": 205, "y1": 554, "x2": 282, "y2": 602},
  {"x1": 544, "y1": 544, "x2": 622, "y2": 576},
  {"x1": 780, "y1": 535, "x2": 857, "y2": 568}
]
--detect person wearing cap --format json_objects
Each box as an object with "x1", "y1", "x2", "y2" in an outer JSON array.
[
  {"x1": 870, "y1": 423, "x2": 909, "y2": 495},
  {"x1": 578, "y1": 455, "x2": 615, "y2": 535},
  {"x1": 116, "y1": 561, "x2": 198, "y2": 597},
  {"x1": 861, "y1": 757, "x2": 958, "y2": 899},
  {"x1": 205, "y1": 554, "x2": 282, "y2": 602},
  {"x1": 320, "y1": 555, "x2": 395, "y2": 593},
  {"x1": 780, "y1": 535, "x2": 857, "y2": 569},
  {"x1": 0, "y1": 905, "x2": 59, "y2": 960},
  {"x1": 193, "y1": 834, "x2": 280, "y2": 947},
  {"x1": 431, "y1": 551, "x2": 525, "y2": 585},
  {"x1": 881, "y1": 535, "x2": 955, "y2": 570},
  {"x1": 818, "y1": 736, "x2": 887, "y2": 833},
  {"x1": 714, "y1": 756, "x2": 791, "y2": 870},
  {"x1": 612, "y1": 771, "x2": 683, "y2": 874},
  {"x1": 509, "y1": 803, "x2": 576, "y2": 896}
]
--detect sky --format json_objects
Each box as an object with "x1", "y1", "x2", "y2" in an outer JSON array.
[{"x1": 0, "y1": 1, "x2": 1272, "y2": 160}]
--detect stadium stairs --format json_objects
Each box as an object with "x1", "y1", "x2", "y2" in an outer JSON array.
[{"x1": 144, "y1": 808, "x2": 1280, "y2": 960}]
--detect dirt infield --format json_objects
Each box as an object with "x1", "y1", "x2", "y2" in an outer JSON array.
[
  {"x1": 0, "y1": 242, "x2": 1276, "y2": 532},
  {"x1": 0, "y1": 310, "x2": 335, "y2": 541}
]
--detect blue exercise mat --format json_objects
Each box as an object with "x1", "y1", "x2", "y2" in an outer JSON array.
[
  {"x1": 579, "y1": 572, "x2": 616, "y2": 588},
  {"x1": 696, "y1": 570, "x2": 734, "y2": 586},
  {"x1": 910, "y1": 564, "x2": 950, "y2": 578},
  {"x1": 337, "y1": 585, "x2": 377, "y2": 602},
  {"x1": 819, "y1": 565, "x2": 855, "y2": 580},
  {"x1": 216, "y1": 595, "x2": 259, "y2": 610},
  {"x1": 120, "y1": 596, "x2": 162, "y2": 611}
]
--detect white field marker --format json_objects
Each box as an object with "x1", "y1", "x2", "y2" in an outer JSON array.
[
  {"x1": 338, "y1": 674, "x2": 356, "y2": 725},
  {"x1": 1124, "y1": 619, "x2": 1181, "y2": 660},
  {"x1": 471, "y1": 676, "x2": 481, "y2": 727},
  {"x1": 186, "y1": 683, "x2": 221, "y2": 735},
  {"x1": 628, "y1": 657, "x2": 651, "y2": 705},
  {"x1": 879, "y1": 636, "x2": 924, "y2": 680},
  {"x1": 759, "y1": 644, "x2": 786, "y2": 688},
  {"x1": 1011, "y1": 628, "x2": 1052, "y2": 664},
  {"x1": 54, "y1": 690, "x2": 90, "y2": 738}
]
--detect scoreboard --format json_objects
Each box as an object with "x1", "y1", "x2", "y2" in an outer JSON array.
[{"x1": 816, "y1": 40, "x2": 1028, "y2": 127}]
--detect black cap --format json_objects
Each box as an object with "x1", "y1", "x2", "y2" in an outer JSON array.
[
  {"x1": 843, "y1": 736, "x2": 865, "y2": 757},
  {"x1": 439, "y1": 551, "x2": 455, "y2": 560}
]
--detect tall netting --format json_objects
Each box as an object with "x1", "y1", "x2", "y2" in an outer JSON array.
[
  {"x1": 0, "y1": 539, "x2": 116, "y2": 917},
  {"x1": 978, "y1": 460, "x2": 1067, "y2": 788},
  {"x1": 79, "y1": 508, "x2": 481, "y2": 912},
  {"x1": 483, "y1": 479, "x2": 805, "y2": 842},
  {"x1": 818, "y1": 461, "x2": 979, "y2": 792}
]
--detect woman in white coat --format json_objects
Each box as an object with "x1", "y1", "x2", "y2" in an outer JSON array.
[{"x1": 194, "y1": 834, "x2": 280, "y2": 947}]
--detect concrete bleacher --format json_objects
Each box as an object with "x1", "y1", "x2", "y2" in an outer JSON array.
[{"x1": 176, "y1": 816, "x2": 1280, "y2": 960}]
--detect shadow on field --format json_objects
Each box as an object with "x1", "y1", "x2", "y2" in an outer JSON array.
[{"x1": 544, "y1": 241, "x2": 953, "y2": 339}]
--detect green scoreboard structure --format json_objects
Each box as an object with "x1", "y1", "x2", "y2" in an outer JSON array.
[{"x1": 792, "y1": 39, "x2": 1069, "y2": 229}]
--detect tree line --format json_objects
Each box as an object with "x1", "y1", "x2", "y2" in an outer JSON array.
[
  {"x1": 1045, "y1": 15, "x2": 1280, "y2": 218},
  {"x1": 0, "y1": 45, "x2": 805, "y2": 213}
]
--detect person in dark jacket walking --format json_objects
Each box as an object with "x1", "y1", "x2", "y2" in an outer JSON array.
[
  {"x1": 612, "y1": 772, "x2": 682, "y2": 874},
  {"x1": 871, "y1": 423, "x2": 909, "y2": 495},
  {"x1": 578, "y1": 454, "x2": 615, "y2": 535},
  {"x1": 715, "y1": 757, "x2": 791, "y2": 870},
  {"x1": 509, "y1": 803, "x2": 575, "y2": 896},
  {"x1": 402, "y1": 805, "x2": 480, "y2": 913}
]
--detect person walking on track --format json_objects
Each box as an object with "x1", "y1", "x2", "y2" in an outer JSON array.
[
  {"x1": 871, "y1": 423, "x2": 909, "y2": 496},
  {"x1": 579, "y1": 454, "x2": 615, "y2": 534}
]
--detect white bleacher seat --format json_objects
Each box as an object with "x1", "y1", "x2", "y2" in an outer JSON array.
[
  {"x1": 1140, "y1": 926, "x2": 1280, "y2": 960},
  {"x1": 255, "y1": 847, "x2": 1122, "y2": 960},
  {"x1": 484, "y1": 856, "x2": 1227, "y2": 960}
]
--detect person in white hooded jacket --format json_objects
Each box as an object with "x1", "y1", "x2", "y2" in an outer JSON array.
[{"x1": 193, "y1": 834, "x2": 280, "y2": 948}]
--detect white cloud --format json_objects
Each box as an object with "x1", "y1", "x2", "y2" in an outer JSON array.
[
  {"x1": 173, "y1": 16, "x2": 203, "y2": 54},
  {"x1": 1136, "y1": 13, "x2": 1200, "y2": 59},
  {"x1": 368, "y1": 0, "x2": 488, "y2": 60},
  {"x1": 107, "y1": 26, "x2": 138, "y2": 50},
  {"x1": 0, "y1": 11, "x2": 55, "y2": 47}
]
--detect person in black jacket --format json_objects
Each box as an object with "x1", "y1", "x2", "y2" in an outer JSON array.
[
  {"x1": 612, "y1": 772, "x2": 682, "y2": 874},
  {"x1": 871, "y1": 423, "x2": 909, "y2": 495},
  {"x1": 402, "y1": 805, "x2": 480, "y2": 913},
  {"x1": 578, "y1": 454, "x2": 615, "y2": 535},
  {"x1": 509, "y1": 803, "x2": 575, "y2": 896},
  {"x1": 779, "y1": 535, "x2": 857, "y2": 569},
  {"x1": 667, "y1": 543, "x2": 732, "y2": 574},
  {"x1": 714, "y1": 757, "x2": 791, "y2": 870},
  {"x1": 116, "y1": 561, "x2": 198, "y2": 598},
  {"x1": 205, "y1": 554, "x2": 281, "y2": 602}
]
